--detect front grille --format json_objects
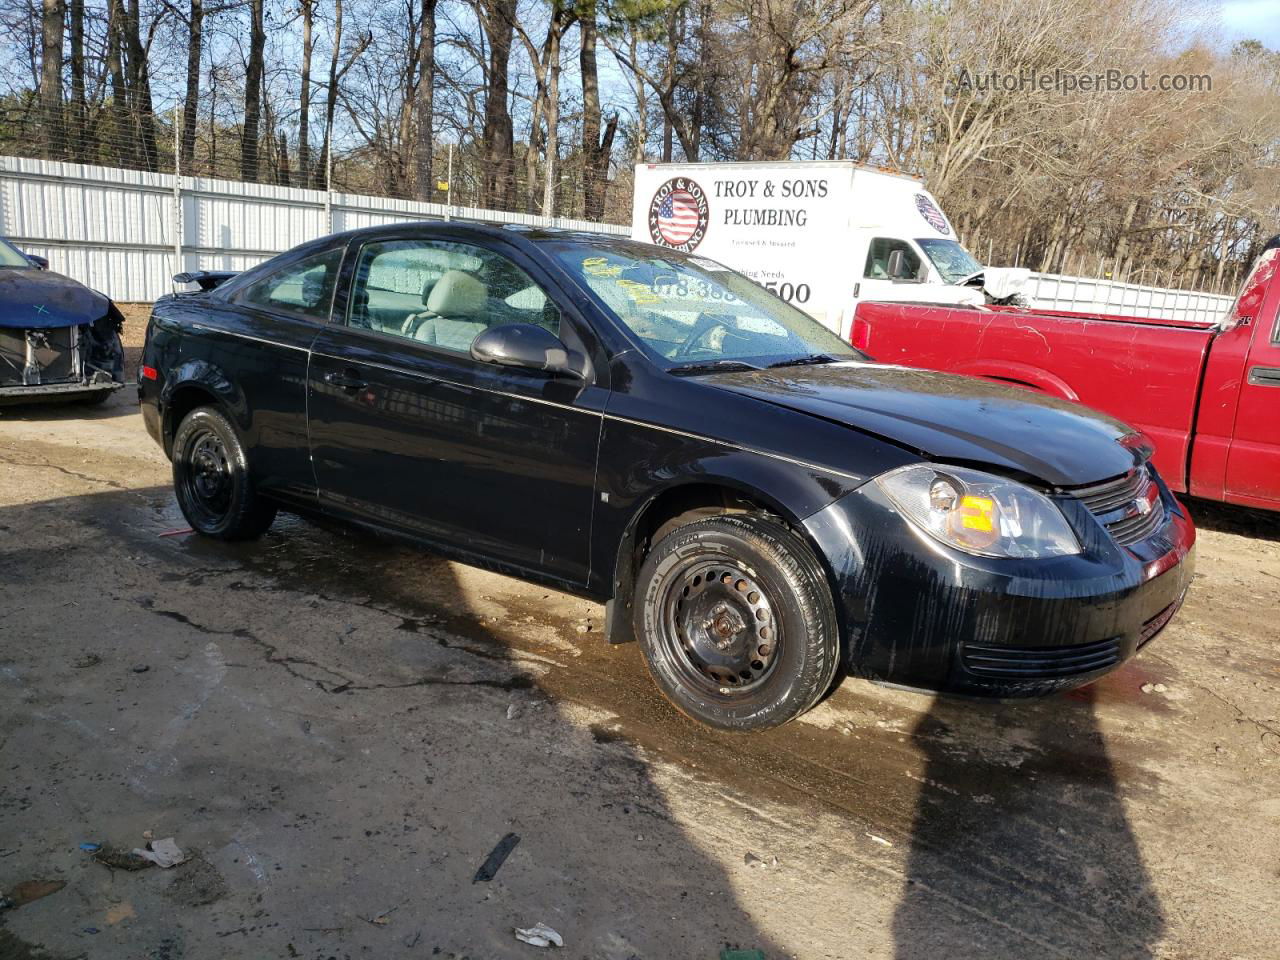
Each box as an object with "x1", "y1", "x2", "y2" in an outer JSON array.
[
  {"x1": 962, "y1": 637, "x2": 1121, "y2": 678},
  {"x1": 1069, "y1": 465, "x2": 1166, "y2": 547}
]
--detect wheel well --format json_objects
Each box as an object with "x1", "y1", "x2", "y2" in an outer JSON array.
[
  {"x1": 604, "y1": 483, "x2": 783, "y2": 645},
  {"x1": 163, "y1": 385, "x2": 220, "y2": 455}
]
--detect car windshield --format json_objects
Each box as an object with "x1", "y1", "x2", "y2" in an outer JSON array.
[
  {"x1": 551, "y1": 240, "x2": 859, "y2": 370},
  {"x1": 0, "y1": 239, "x2": 33, "y2": 268},
  {"x1": 916, "y1": 238, "x2": 982, "y2": 284}
]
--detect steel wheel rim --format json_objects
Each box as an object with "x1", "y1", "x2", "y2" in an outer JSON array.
[
  {"x1": 180, "y1": 427, "x2": 233, "y2": 525},
  {"x1": 658, "y1": 556, "x2": 781, "y2": 697}
]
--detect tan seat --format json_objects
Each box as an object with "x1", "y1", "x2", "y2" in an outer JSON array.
[{"x1": 407, "y1": 270, "x2": 489, "y2": 352}]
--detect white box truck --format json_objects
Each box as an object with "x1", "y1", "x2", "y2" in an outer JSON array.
[{"x1": 629, "y1": 160, "x2": 1026, "y2": 339}]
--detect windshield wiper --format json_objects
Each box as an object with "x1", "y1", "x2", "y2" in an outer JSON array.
[
  {"x1": 667, "y1": 359, "x2": 761, "y2": 376},
  {"x1": 766, "y1": 353, "x2": 840, "y2": 369}
]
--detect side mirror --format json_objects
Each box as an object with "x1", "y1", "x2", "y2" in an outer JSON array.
[
  {"x1": 26, "y1": 254, "x2": 49, "y2": 270},
  {"x1": 886, "y1": 249, "x2": 916, "y2": 281},
  {"x1": 471, "y1": 323, "x2": 585, "y2": 379}
]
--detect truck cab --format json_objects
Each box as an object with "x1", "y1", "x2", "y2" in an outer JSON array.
[{"x1": 856, "y1": 235, "x2": 985, "y2": 308}]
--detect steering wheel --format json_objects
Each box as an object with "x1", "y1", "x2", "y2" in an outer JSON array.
[{"x1": 675, "y1": 313, "x2": 733, "y2": 358}]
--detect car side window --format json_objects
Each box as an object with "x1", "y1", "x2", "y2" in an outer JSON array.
[
  {"x1": 238, "y1": 248, "x2": 342, "y2": 320},
  {"x1": 346, "y1": 238, "x2": 561, "y2": 356},
  {"x1": 864, "y1": 238, "x2": 922, "y2": 280}
]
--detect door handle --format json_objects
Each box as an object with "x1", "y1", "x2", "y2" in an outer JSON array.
[
  {"x1": 1248, "y1": 366, "x2": 1280, "y2": 387},
  {"x1": 323, "y1": 369, "x2": 368, "y2": 391}
]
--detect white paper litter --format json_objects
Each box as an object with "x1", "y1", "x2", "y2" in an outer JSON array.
[
  {"x1": 515, "y1": 922, "x2": 564, "y2": 948},
  {"x1": 131, "y1": 837, "x2": 188, "y2": 868}
]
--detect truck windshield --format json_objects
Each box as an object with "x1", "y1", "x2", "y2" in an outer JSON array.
[
  {"x1": 0, "y1": 239, "x2": 33, "y2": 268},
  {"x1": 552, "y1": 240, "x2": 858, "y2": 370},
  {"x1": 916, "y1": 238, "x2": 982, "y2": 284}
]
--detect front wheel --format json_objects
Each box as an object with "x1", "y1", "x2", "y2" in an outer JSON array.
[
  {"x1": 172, "y1": 406, "x2": 277, "y2": 540},
  {"x1": 634, "y1": 515, "x2": 840, "y2": 731}
]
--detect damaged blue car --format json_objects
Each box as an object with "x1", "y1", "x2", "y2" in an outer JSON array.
[{"x1": 0, "y1": 238, "x2": 125, "y2": 405}]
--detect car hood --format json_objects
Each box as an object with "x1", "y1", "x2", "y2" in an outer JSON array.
[
  {"x1": 0, "y1": 267, "x2": 109, "y2": 329},
  {"x1": 703, "y1": 362, "x2": 1140, "y2": 487}
]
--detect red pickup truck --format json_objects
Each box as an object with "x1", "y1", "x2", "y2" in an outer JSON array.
[{"x1": 851, "y1": 237, "x2": 1280, "y2": 511}]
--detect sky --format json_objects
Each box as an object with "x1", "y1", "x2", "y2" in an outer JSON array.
[{"x1": 1221, "y1": 0, "x2": 1280, "y2": 47}]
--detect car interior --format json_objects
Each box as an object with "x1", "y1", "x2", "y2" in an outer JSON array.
[{"x1": 346, "y1": 244, "x2": 562, "y2": 356}]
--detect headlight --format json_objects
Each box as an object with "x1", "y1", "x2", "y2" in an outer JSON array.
[{"x1": 875, "y1": 464, "x2": 1081, "y2": 559}]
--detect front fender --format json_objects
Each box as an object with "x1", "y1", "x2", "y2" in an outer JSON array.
[{"x1": 592, "y1": 419, "x2": 881, "y2": 640}]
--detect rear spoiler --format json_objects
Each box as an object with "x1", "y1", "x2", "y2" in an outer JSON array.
[{"x1": 174, "y1": 270, "x2": 238, "y2": 291}]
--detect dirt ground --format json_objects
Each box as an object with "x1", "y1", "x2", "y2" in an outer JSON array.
[{"x1": 1, "y1": 316, "x2": 1279, "y2": 959}]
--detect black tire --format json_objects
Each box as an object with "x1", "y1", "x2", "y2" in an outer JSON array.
[
  {"x1": 172, "y1": 406, "x2": 277, "y2": 540},
  {"x1": 634, "y1": 514, "x2": 840, "y2": 731}
]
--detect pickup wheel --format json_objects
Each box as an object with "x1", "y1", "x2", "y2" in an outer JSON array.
[
  {"x1": 172, "y1": 406, "x2": 277, "y2": 540},
  {"x1": 634, "y1": 515, "x2": 840, "y2": 731}
]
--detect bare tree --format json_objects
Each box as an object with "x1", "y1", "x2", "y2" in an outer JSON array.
[
  {"x1": 241, "y1": 0, "x2": 265, "y2": 180},
  {"x1": 40, "y1": 0, "x2": 64, "y2": 157}
]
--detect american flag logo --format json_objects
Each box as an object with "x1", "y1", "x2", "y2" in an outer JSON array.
[
  {"x1": 915, "y1": 193, "x2": 951, "y2": 235},
  {"x1": 648, "y1": 179, "x2": 708, "y2": 250}
]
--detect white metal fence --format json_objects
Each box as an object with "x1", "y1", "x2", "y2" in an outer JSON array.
[
  {"x1": 0, "y1": 156, "x2": 629, "y2": 303},
  {"x1": 0, "y1": 155, "x2": 1241, "y2": 326},
  {"x1": 1023, "y1": 272, "x2": 1235, "y2": 326}
]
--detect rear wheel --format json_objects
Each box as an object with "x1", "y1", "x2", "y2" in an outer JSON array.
[
  {"x1": 634, "y1": 515, "x2": 840, "y2": 731},
  {"x1": 172, "y1": 406, "x2": 276, "y2": 540}
]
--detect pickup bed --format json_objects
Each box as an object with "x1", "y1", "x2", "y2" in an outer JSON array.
[{"x1": 851, "y1": 238, "x2": 1280, "y2": 511}]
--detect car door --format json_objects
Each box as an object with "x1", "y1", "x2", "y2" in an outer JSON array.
[
  {"x1": 206, "y1": 245, "x2": 342, "y2": 500},
  {"x1": 305, "y1": 232, "x2": 606, "y2": 587},
  {"x1": 1224, "y1": 294, "x2": 1280, "y2": 507}
]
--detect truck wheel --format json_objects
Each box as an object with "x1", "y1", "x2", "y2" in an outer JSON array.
[
  {"x1": 172, "y1": 406, "x2": 277, "y2": 540},
  {"x1": 634, "y1": 515, "x2": 840, "y2": 731}
]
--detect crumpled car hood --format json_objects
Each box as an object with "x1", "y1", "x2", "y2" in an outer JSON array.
[
  {"x1": 0, "y1": 267, "x2": 109, "y2": 329},
  {"x1": 703, "y1": 362, "x2": 1141, "y2": 487}
]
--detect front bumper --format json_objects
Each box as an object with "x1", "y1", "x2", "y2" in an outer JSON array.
[
  {"x1": 803, "y1": 476, "x2": 1196, "y2": 697},
  {"x1": 0, "y1": 378, "x2": 123, "y2": 405}
]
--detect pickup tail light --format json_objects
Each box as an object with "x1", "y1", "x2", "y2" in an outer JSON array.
[
  {"x1": 140, "y1": 365, "x2": 158, "y2": 381},
  {"x1": 851, "y1": 316, "x2": 871, "y2": 352}
]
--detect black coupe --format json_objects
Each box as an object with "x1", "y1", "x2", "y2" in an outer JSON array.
[{"x1": 139, "y1": 224, "x2": 1194, "y2": 730}]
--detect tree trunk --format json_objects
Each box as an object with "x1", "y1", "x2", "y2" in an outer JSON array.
[
  {"x1": 241, "y1": 0, "x2": 266, "y2": 182},
  {"x1": 106, "y1": 0, "x2": 130, "y2": 166},
  {"x1": 479, "y1": 0, "x2": 516, "y2": 209},
  {"x1": 318, "y1": 0, "x2": 370, "y2": 191},
  {"x1": 277, "y1": 131, "x2": 291, "y2": 186},
  {"x1": 40, "y1": 0, "x2": 65, "y2": 159},
  {"x1": 296, "y1": 0, "x2": 314, "y2": 186},
  {"x1": 412, "y1": 0, "x2": 437, "y2": 200},
  {"x1": 180, "y1": 0, "x2": 202, "y2": 172},
  {"x1": 628, "y1": 31, "x2": 646, "y2": 166},
  {"x1": 124, "y1": 0, "x2": 158, "y2": 170},
  {"x1": 69, "y1": 0, "x2": 86, "y2": 160},
  {"x1": 540, "y1": 22, "x2": 565, "y2": 215},
  {"x1": 579, "y1": 5, "x2": 616, "y2": 221}
]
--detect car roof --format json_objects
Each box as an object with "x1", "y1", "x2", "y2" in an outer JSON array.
[{"x1": 321, "y1": 220, "x2": 623, "y2": 249}]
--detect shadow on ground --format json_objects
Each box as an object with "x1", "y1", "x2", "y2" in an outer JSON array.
[
  {"x1": 1186, "y1": 496, "x2": 1280, "y2": 543},
  {"x1": 892, "y1": 686, "x2": 1164, "y2": 958},
  {"x1": 0, "y1": 486, "x2": 783, "y2": 959}
]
